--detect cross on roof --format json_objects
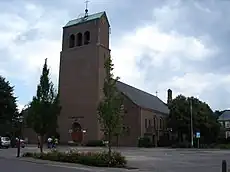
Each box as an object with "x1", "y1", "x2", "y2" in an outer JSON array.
[{"x1": 85, "y1": 0, "x2": 89, "y2": 16}]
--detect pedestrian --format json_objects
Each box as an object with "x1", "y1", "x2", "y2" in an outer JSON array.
[
  {"x1": 47, "y1": 137, "x2": 52, "y2": 148},
  {"x1": 51, "y1": 136, "x2": 55, "y2": 148}
]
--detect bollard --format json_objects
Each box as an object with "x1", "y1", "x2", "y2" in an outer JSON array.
[{"x1": 222, "y1": 160, "x2": 227, "y2": 172}]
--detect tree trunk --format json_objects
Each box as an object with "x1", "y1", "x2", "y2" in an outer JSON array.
[
  {"x1": 40, "y1": 135, "x2": 44, "y2": 153},
  {"x1": 108, "y1": 131, "x2": 112, "y2": 166},
  {"x1": 116, "y1": 134, "x2": 119, "y2": 147}
]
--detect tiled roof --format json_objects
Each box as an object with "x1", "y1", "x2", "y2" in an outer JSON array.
[
  {"x1": 116, "y1": 81, "x2": 169, "y2": 115},
  {"x1": 64, "y1": 11, "x2": 105, "y2": 28},
  {"x1": 218, "y1": 110, "x2": 230, "y2": 121}
]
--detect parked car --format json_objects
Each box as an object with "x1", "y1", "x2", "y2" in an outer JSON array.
[{"x1": 0, "y1": 136, "x2": 11, "y2": 148}]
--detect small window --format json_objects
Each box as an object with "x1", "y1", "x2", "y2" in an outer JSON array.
[
  {"x1": 84, "y1": 31, "x2": 90, "y2": 45},
  {"x1": 153, "y1": 117, "x2": 156, "y2": 129},
  {"x1": 148, "y1": 119, "x2": 151, "y2": 127},
  {"x1": 145, "y1": 119, "x2": 147, "y2": 128},
  {"x1": 77, "y1": 33, "x2": 82, "y2": 46},
  {"x1": 69, "y1": 34, "x2": 75, "y2": 48},
  {"x1": 159, "y1": 118, "x2": 163, "y2": 129}
]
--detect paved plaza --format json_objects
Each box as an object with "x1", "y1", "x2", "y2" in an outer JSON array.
[{"x1": 1, "y1": 146, "x2": 230, "y2": 172}]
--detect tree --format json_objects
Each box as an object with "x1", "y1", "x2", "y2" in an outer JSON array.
[
  {"x1": 26, "y1": 59, "x2": 61, "y2": 153},
  {"x1": 214, "y1": 110, "x2": 224, "y2": 118},
  {"x1": 114, "y1": 125, "x2": 130, "y2": 147},
  {"x1": 97, "y1": 55, "x2": 124, "y2": 163},
  {"x1": 0, "y1": 76, "x2": 18, "y2": 135},
  {"x1": 168, "y1": 95, "x2": 220, "y2": 144}
]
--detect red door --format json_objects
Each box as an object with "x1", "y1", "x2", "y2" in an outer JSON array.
[{"x1": 71, "y1": 131, "x2": 83, "y2": 142}]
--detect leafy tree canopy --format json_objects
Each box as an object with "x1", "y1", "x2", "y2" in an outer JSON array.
[
  {"x1": 0, "y1": 76, "x2": 18, "y2": 134},
  {"x1": 97, "y1": 55, "x2": 124, "y2": 160},
  {"x1": 26, "y1": 59, "x2": 61, "y2": 152},
  {"x1": 168, "y1": 95, "x2": 220, "y2": 143}
]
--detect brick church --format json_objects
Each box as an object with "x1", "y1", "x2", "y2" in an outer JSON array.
[{"x1": 24, "y1": 10, "x2": 171, "y2": 147}]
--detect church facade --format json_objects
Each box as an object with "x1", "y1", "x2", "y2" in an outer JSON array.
[{"x1": 24, "y1": 11, "x2": 171, "y2": 147}]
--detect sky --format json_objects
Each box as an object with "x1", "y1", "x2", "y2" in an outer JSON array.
[{"x1": 0, "y1": 0, "x2": 230, "y2": 112}]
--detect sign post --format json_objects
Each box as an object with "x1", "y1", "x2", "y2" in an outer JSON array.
[{"x1": 196, "y1": 132, "x2": 200, "y2": 148}]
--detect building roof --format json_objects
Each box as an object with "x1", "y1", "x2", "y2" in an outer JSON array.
[
  {"x1": 116, "y1": 81, "x2": 169, "y2": 115},
  {"x1": 218, "y1": 110, "x2": 230, "y2": 121},
  {"x1": 64, "y1": 11, "x2": 106, "y2": 28}
]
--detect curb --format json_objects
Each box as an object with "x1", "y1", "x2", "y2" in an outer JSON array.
[{"x1": 0, "y1": 156, "x2": 138, "y2": 172}]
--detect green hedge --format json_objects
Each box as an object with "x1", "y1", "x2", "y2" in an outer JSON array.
[
  {"x1": 22, "y1": 150, "x2": 127, "y2": 167},
  {"x1": 85, "y1": 140, "x2": 105, "y2": 147}
]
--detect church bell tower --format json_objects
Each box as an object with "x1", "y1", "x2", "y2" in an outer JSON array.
[{"x1": 58, "y1": 9, "x2": 110, "y2": 143}]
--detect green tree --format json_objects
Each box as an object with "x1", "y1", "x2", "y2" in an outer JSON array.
[
  {"x1": 168, "y1": 95, "x2": 220, "y2": 144},
  {"x1": 0, "y1": 76, "x2": 18, "y2": 135},
  {"x1": 97, "y1": 55, "x2": 124, "y2": 163},
  {"x1": 26, "y1": 59, "x2": 61, "y2": 153},
  {"x1": 114, "y1": 125, "x2": 130, "y2": 147}
]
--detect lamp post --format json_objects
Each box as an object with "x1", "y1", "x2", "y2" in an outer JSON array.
[
  {"x1": 190, "y1": 99, "x2": 194, "y2": 148},
  {"x1": 16, "y1": 116, "x2": 24, "y2": 158}
]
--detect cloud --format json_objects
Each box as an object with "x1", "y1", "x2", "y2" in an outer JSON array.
[
  {"x1": 1, "y1": 0, "x2": 230, "y2": 111},
  {"x1": 112, "y1": 22, "x2": 217, "y2": 90},
  {"x1": 111, "y1": 0, "x2": 230, "y2": 110}
]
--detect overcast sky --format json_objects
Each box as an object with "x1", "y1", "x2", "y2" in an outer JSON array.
[{"x1": 0, "y1": 0, "x2": 230, "y2": 111}]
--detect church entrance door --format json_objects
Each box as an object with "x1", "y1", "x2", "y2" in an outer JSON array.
[{"x1": 71, "y1": 122, "x2": 83, "y2": 143}]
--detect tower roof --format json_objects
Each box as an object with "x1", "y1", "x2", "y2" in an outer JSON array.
[{"x1": 64, "y1": 11, "x2": 109, "y2": 28}]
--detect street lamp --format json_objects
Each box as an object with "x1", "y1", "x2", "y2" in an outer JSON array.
[
  {"x1": 16, "y1": 116, "x2": 24, "y2": 158},
  {"x1": 190, "y1": 99, "x2": 194, "y2": 148}
]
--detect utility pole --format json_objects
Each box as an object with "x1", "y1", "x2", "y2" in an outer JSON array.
[{"x1": 190, "y1": 99, "x2": 194, "y2": 148}]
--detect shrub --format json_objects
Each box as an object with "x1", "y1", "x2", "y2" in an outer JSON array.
[
  {"x1": 22, "y1": 149, "x2": 127, "y2": 168},
  {"x1": 85, "y1": 140, "x2": 105, "y2": 147},
  {"x1": 138, "y1": 137, "x2": 154, "y2": 148},
  {"x1": 215, "y1": 144, "x2": 230, "y2": 149}
]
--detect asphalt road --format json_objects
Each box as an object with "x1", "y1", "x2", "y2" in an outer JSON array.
[
  {"x1": 1, "y1": 146, "x2": 230, "y2": 172},
  {"x1": 0, "y1": 158, "x2": 92, "y2": 172}
]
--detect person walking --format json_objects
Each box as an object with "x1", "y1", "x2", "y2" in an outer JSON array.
[{"x1": 47, "y1": 137, "x2": 52, "y2": 148}]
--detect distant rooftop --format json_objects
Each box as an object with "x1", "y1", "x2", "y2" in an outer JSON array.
[
  {"x1": 64, "y1": 11, "x2": 106, "y2": 28},
  {"x1": 218, "y1": 110, "x2": 230, "y2": 121}
]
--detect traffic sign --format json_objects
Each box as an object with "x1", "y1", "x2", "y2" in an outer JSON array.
[{"x1": 196, "y1": 132, "x2": 200, "y2": 138}]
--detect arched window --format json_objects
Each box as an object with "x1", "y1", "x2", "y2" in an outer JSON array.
[
  {"x1": 69, "y1": 34, "x2": 75, "y2": 48},
  {"x1": 84, "y1": 31, "x2": 90, "y2": 45},
  {"x1": 77, "y1": 33, "x2": 82, "y2": 46},
  {"x1": 159, "y1": 118, "x2": 163, "y2": 129},
  {"x1": 153, "y1": 117, "x2": 156, "y2": 129}
]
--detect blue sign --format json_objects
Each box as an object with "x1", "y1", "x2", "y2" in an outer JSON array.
[{"x1": 196, "y1": 132, "x2": 200, "y2": 138}]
